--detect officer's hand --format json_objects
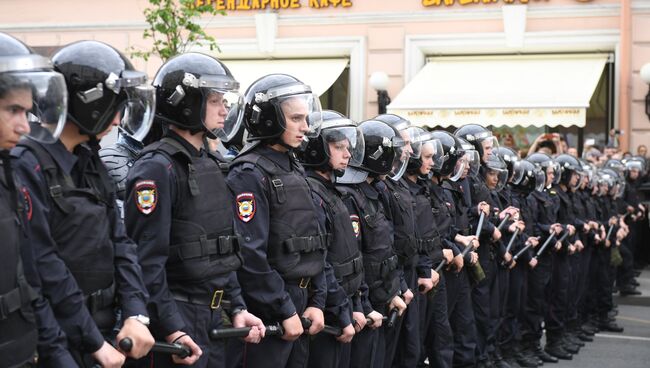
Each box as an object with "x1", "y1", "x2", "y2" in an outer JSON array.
[
  {"x1": 418, "y1": 277, "x2": 434, "y2": 294},
  {"x1": 302, "y1": 307, "x2": 325, "y2": 335},
  {"x1": 605, "y1": 239, "x2": 611, "y2": 248},
  {"x1": 503, "y1": 251, "x2": 512, "y2": 264},
  {"x1": 281, "y1": 313, "x2": 304, "y2": 341},
  {"x1": 467, "y1": 235, "x2": 479, "y2": 249},
  {"x1": 432, "y1": 270, "x2": 441, "y2": 287},
  {"x1": 567, "y1": 225, "x2": 576, "y2": 236},
  {"x1": 232, "y1": 310, "x2": 266, "y2": 343},
  {"x1": 627, "y1": 205, "x2": 635, "y2": 213},
  {"x1": 92, "y1": 341, "x2": 125, "y2": 368},
  {"x1": 478, "y1": 201, "x2": 490, "y2": 215},
  {"x1": 616, "y1": 229, "x2": 626, "y2": 242},
  {"x1": 403, "y1": 289, "x2": 414, "y2": 305},
  {"x1": 508, "y1": 259, "x2": 517, "y2": 269},
  {"x1": 517, "y1": 221, "x2": 526, "y2": 232},
  {"x1": 389, "y1": 295, "x2": 407, "y2": 316},
  {"x1": 554, "y1": 241, "x2": 562, "y2": 251},
  {"x1": 567, "y1": 244, "x2": 576, "y2": 255},
  {"x1": 588, "y1": 221, "x2": 599, "y2": 230},
  {"x1": 527, "y1": 237, "x2": 540, "y2": 248},
  {"x1": 352, "y1": 311, "x2": 367, "y2": 332},
  {"x1": 442, "y1": 249, "x2": 454, "y2": 264},
  {"x1": 551, "y1": 223, "x2": 563, "y2": 235},
  {"x1": 583, "y1": 223, "x2": 590, "y2": 233},
  {"x1": 594, "y1": 234, "x2": 602, "y2": 243},
  {"x1": 529, "y1": 257, "x2": 538, "y2": 269},
  {"x1": 492, "y1": 227, "x2": 502, "y2": 242},
  {"x1": 469, "y1": 251, "x2": 478, "y2": 265},
  {"x1": 367, "y1": 311, "x2": 383, "y2": 329},
  {"x1": 165, "y1": 331, "x2": 202, "y2": 365},
  {"x1": 609, "y1": 217, "x2": 617, "y2": 226},
  {"x1": 574, "y1": 240, "x2": 584, "y2": 252},
  {"x1": 116, "y1": 318, "x2": 155, "y2": 359},
  {"x1": 452, "y1": 254, "x2": 464, "y2": 272},
  {"x1": 336, "y1": 324, "x2": 355, "y2": 343}
]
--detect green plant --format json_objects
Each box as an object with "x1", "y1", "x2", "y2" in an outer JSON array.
[{"x1": 131, "y1": 0, "x2": 224, "y2": 62}]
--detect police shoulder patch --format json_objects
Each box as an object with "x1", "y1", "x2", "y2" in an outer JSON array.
[
  {"x1": 21, "y1": 187, "x2": 32, "y2": 221},
  {"x1": 237, "y1": 192, "x2": 256, "y2": 223},
  {"x1": 135, "y1": 180, "x2": 157, "y2": 215},
  {"x1": 350, "y1": 214, "x2": 360, "y2": 238}
]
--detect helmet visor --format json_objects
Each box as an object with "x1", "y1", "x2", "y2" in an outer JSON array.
[
  {"x1": 551, "y1": 162, "x2": 562, "y2": 185},
  {"x1": 120, "y1": 84, "x2": 155, "y2": 142},
  {"x1": 202, "y1": 88, "x2": 244, "y2": 141},
  {"x1": 483, "y1": 168, "x2": 509, "y2": 192},
  {"x1": 388, "y1": 135, "x2": 408, "y2": 181},
  {"x1": 464, "y1": 149, "x2": 480, "y2": 178},
  {"x1": 534, "y1": 168, "x2": 546, "y2": 192},
  {"x1": 406, "y1": 126, "x2": 424, "y2": 160},
  {"x1": 278, "y1": 93, "x2": 322, "y2": 139},
  {"x1": 323, "y1": 125, "x2": 365, "y2": 168},
  {"x1": 5, "y1": 71, "x2": 68, "y2": 143},
  {"x1": 449, "y1": 156, "x2": 467, "y2": 182}
]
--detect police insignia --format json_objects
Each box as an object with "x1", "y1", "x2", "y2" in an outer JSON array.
[
  {"x1": 350, "y1": 214, "x2": 360, "y2": 238},
  {"x1": 236, "y1": 192, "x2": 256, "y2": 222},
  {"x1": 21, "y1": 187, "x2": 32, "y2": 221},
  {"x1": 135, "y1": 180, "x2": 157, "y2": 215}
]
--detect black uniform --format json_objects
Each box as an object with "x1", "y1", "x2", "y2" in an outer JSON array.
[
  {"x1": 227, "y1": 145, "x2": 327, "y2": 368},
  {"x1": 1, "y1": 152, "x2": 77, "y2": 367},
  {"x1": 125, "y1": 132, "x2": 245, "y2": 367},
  {"x1": 12, "y1": 139, "x2": 149, "y2": 364}
]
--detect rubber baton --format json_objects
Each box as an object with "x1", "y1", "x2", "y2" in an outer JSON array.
[
  {"x1": 300, "y1": 317, "x2": 343, "y2": 336},
  {"x1": 496, "y1": 213, "x2": 512, "y2": 232},
  {"x1": 119, "y1": 337, "x2": 191, "y2": 359},
  {"x1": 386, "y1": 308, "x2": 399, "y2": 328},
  {"x1": 534, "y1": 233, "x2": 557, "y2": 258},
  {"x1": 512, "y1": 242, "x2": 533, "y2": 261},
  {"x1": 209, "y1": 323, "x2": 284, "y2": 340},
  {"x1": 504, "y1": 228, "x2": 521, "y2": 255}
]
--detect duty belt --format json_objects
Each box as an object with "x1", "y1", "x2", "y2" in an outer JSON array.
[
  {"x1": 172, "y1": 235, "x2": 240, "y2": 260},
  {"x1": 284, "y1": 277, "x2": 312, "y2": 289},
  {"x1": 417, "y1": 238, "x2": 440, "y2": 252},
  {"x1": 0, "y1": 281, "x2": 38, "y2": 320},
  {"x1": 172, "y1": 290, "x2": 225, "y2": 310},
  {"x1": 84, "y1": 283, "x2": 115, "y2": 315},
  {"x1": 333, "y1": 256, "x2": 363, "y2": 279},
  {"x1": 365, "y1": 255, "x2": 399, "y2": 278},
  {"x1": 394, "y1": 237, "x2": 419, "y2": 252},
  {"x1": 284, "y1": 234, "x2": 329, "y2": 253}
]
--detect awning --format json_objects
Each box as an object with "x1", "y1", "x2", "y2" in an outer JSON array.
[
  {"x1": 387, "y1": 54, "x2": 608, "y2": 128},
  {"x1": 224, "y1": 58, "x2": 348, "y2": 97}
]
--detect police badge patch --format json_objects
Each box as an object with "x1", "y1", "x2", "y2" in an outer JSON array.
[
  {"x1": 21, "y1": 187, "x2": 32, "y2": 221},
  {"x1": 236, "y1": 192, "x2": 256, "y2": 222},
  {"x1": 135, "y1": 180, "x2": 157, "y2": 215},
  {"x1": 350, "y1": 214, "x2": 360, "y2": 238}
]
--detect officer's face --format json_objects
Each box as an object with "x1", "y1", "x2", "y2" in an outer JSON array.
[
  {"x1": 0, "y1": 88, "x2": 31, "y2": 149},
  {"x1": 481, "y1": 139, "x2": 493, "y2": 162},
  {"x1": 280, "y1": 97, "x2": 309, "y2": 148},
  {"x1": 569, "y1": 172, "x2": 579, "y2": 188},
  {"x1": 96, "y1": 111, "x2": 121, "y2": 140},
  {"x1": 419, "y1": 142, "x2": 434, "y2": 175},
  {"x1": 400, "y1": 130, "x2": 413, "y2": 161},
  {"x1": 204, "y1": 91, "x2": 228, "y2": 132},
  {"x1": 545, "y1": 166, "x2": 555, "y2": 187},
  {"x1": 629, "y1": 168, "x2": 639, "y2": 180},
  {"x1": 328, "y1": 139, "x2": 351, "y2": 171},
  {"x1": 485, "y1": 169, "x2": 499, "y2": 190}
]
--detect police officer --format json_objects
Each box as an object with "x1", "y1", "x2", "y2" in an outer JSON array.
[
  {"x1": 298, "y1": 110, "x2": 366, "y2": 368},
  {"x1": 124, "y1": 53, "x2": 265, "y2": 367},
  {"x1": 335, "y1": 118, "x2": 408, "y2": 368},
  {"x1": 226, "y1": 74, "x2": 328, "y2": 368},
  {"x1": 0, "y1": 32, "x2": 78, "y2": 367},
  {"x1": 12, "y1": 40, "x2": 155, "y2": 367}
]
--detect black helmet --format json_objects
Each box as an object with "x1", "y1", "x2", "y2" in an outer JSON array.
[
  {"x1": 511, "y1": 159, "x2": 545, "y2": 193},
  {"x1": 297, "y1": 110, "x2": 364, "y2": 177},
  {"x1": 153, "y1": 52, "x2": 242, "y2": 141},
  {"x1": 526, "y1": 152, "x2": 560, "y2": 187},
  {"x1": 598, "y1": 168, "x2": 624, "y2": 198},
  {"x1": 480, "y1": 153, "x2": 509, "y2": 192},
  {"x1": 373, "y1": 114, "x2": 421, "y2": 181},
  {"x1": 404, "y1": 127, "x2": 442, "y2": 176},
  {"x1": 242, "y1": 73, "x2": 322, "y2": 143},
  {"x1": 454, "y1": 124, "x2": 499, "y2": 163},
  {"x1": 429, "y1": 131, "x2": 465, "y2": 181},
  {"x1": 52, "y1": 41, "x2": 153, "y2": 138},
  {"x1": 604, "y1": 159, "x2": 626, "y2": 177},
  {"x1": 0, "y1": 32, "x2": 68, "y2": 144},
  {"x1": 623, "y1": 156, "x2": 646, "y2": 177},
  {"x1": 352, "y1": 119, "x2": 407, "y2": 178},
  {"x1": 555, "y1": 154, "x2": 583, "y2": 189},
  {"x1": 495, "y1": 146, "x2": 519, "y2": 181},
  {"x1": 456, "y1": 137, "x2": 480, "y2": 178}
]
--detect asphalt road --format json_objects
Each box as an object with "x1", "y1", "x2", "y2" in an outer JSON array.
[{"x1": 547, "y1": 267, "x2": 650, "y2": 368}]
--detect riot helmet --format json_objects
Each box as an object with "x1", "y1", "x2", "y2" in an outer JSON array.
[
  {"x1": 242, "y1": 73, "x2": 322, "y2": 145},
  {"x1": 623, "y1": 156, "x2": 646, "y2": 179},
  {"x1": 554, "y1": 154, "x2": 583, "y2": 190},
  {"x1": 454, "y1": 124, "x2": 499, "y2": 163},
  {"x1": 429, "y1": 130, "x2": 466, "y2": 182},
  {"x1": 457, "y1": 137, "x2": 480, "y2": 178},
  {"x1": 405, "y1": 127, "x2": 442, "y2": 177},
  {"x1": 495, "y1": 146, "x2": 520, "y2": 182},
  {"x1": 52, "y1": 41, "x2": 153, "y2": 138},
  {"x1": 511, "y1": 159, "x2": 545, "y2": 193},
  {"x1": 297, "y1": 110, "x2": 364, "y2": 178},
  {"x1": 373, "y1": 114, "x2": 419, "y2": 181},
  {"x1": 480, "y1": 153, "x2": 509, "y2": 192},
  {"x1": 0, "y1": 32, "x2": 67, "y2": 145},
  {"x1": 353, "y1": 119, "x2": 407, "y2": 178},
  {"x1": 526, "y1": 152, "x2": 560, "y2": 188},
  {"x1": 153, "y1": 52, "x2": 242, "y2": 141}
]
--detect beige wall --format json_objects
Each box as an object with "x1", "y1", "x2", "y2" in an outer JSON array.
[{"x1": 1, "y1": 0, "x2": 648, "y2": 151}]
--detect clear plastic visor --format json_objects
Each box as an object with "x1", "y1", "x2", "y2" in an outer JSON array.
[
  {"x1": 480, "y1": 136, "x2": 499, "y2": 160},
  {"x1": 483, "y1": 167, "x2": 509, "y2": 192},
  {"x1": 323, "y1": 125, "x2": 365, "y2": 168},
  {"x1": 119, "y1": 84, "x2": 155, "y2": 142},
  {"x1": 449, "y1": 157, "x2": 467, "y2": 182},
  {"x1": 203, "y1": 88, "x2": 244, "y2": 141},
  {"x1": 419, "y1": 139, "x2": 443, "y2": 172},
  {"x1": 405, "y1": 126, "x2": 424, "y2": 160},
  {"x1": 464, "y1": 149, "x2": 480, "y2": 177},
  {"x1": 551, "y1": 162, "x2": 562, "y2": 185},
  {"x1": 388, "y1": 135, "x2": 408, "y2": 181},
  {"x1": 278, "y1": 93, "x2": 322, "y2": 139},
  {"x1": 1, "y1": 71, "x2": 68, "y2": 144}
]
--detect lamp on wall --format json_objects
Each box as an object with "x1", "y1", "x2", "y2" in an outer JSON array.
[
  {"x1": 641, "y1": 63, "x2": 650, "y2": 121},
  {"x1": 369, "y1": 71, "x2": 390, "y2": 115}
]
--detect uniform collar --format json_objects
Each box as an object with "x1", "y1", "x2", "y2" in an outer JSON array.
[
  {"x1": 39, "y1": 139, "x2": 78, "y2": 175},
  {"x1": 258, "y1": 145, "x2": 294, "y2": 172},
  {"x1": 166, "y1": 130, "x2": 202, "y2": 157}
]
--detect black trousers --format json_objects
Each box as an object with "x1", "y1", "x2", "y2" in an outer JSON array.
[
  {"x1": 388, "y1": 267, "x2": 420, "y2": 368},
  {"x1": 545, "y1": 252, "x2": 569, "y2": 340},
  {"x1": 521, "y1": 255, "x2": 552, "y2": 343},
  {"x1": 445, "y1": 269, "x2": 476, "y2": 368}
]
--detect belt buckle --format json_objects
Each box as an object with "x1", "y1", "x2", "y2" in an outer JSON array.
[
  {"x1": 210, "y1": 290, "x2": 224, "y2": 309},
  {"x1": 299, "y1": 277, "x2": 310, "y2": 289}
]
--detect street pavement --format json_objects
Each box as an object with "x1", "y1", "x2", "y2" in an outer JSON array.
[{"x1": 548, "y1": 267, "x2": 650, "y2": 368}]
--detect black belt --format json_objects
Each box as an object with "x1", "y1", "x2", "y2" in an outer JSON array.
[
  {"x1": 284, "y1": 277, "x2": 312, "y2": 289},
  {"x1": 0, "y1": 280, "x2": 38, "y2": 320},
  {"x1": 171, "y1": 235, "x2": 239, "y2": 261},
  {"x1": 84, "y1": 283, "x2": 115, "y2": 315},
  {"x1": 284, "y1": 234, "x2": 329, "y2": 253},
  {"x1": 172, "y1": 290, "x2": 225, "y2": 310},
  {"x1": 333, "y1": 256, "x2": 363, "y2": 279},
  {"x1": 365, "y1": 255, "x2": 399, "y2": 278}
]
